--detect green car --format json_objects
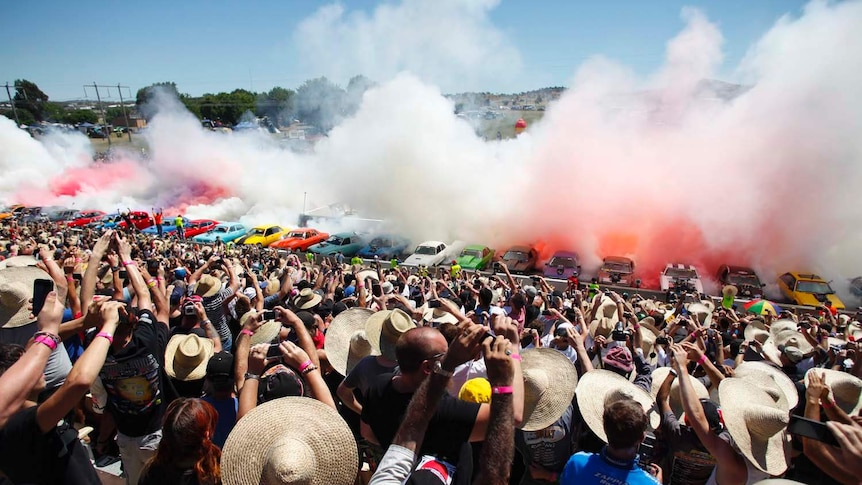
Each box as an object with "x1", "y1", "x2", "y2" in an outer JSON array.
[{"x1": 456, "y1": 245, "x2": 495, "y2": 270}]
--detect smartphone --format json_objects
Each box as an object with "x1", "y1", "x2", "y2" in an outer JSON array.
[
  {"x1": 266, "y1": 343, "x2": 282, "y2": 359},
  {"x1": 32, "y1": 279, "x2": 54, "y2": 317},
  {"x1": 118, "y1": 270, "x2": 128, "y2": 280},
  {"x1": 637, "y1": 432, "x2": 657, "y2": 468},
  {"x1": 261, "y1": 310, "x2": 276, "y2": 321},
  {"x1": 72, "y1": 273, "x2": 83, "y2": 282},
  {"x1": 788, "y1": 415, "x2": 838, "y2": 446},
  {"x1": 372, "y1": 284, "x2": 382, "y2": 298},
  {"x1": 428, "y1": 299, "x2": 441, "y2": 309}
]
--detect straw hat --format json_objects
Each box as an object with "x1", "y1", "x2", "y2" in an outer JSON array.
[
  {"x1": 598, "y1": 297, "x2": 619, "y2": 319},
  {"x1": 520, "y1": 348, "x2": 578, "y2": 432},
  {"x1": 639, "y1": 317, "x2": 661, "y2": 337},
  {"x1": 699, "y1": 299, "x2": 716, "y2": 313},
  {"x1": 293, "y1": 288, "x2": 322, "y2": 310},
  {"x1": 722, "y1": 285, "x2": 738, "y2": 298},
  {"x1": 240, "y1": 311, "x2": 281, "y2": 346},
  {"x1": 194, "y1": 274, "x2": 222, "y2": 298},
  {"x1": 771, "y1": 327, "x2": 814, "y2": 355},
  {"x1": 365, "y1": 309, "x2": 415, "y2": 361},
  {"x1": 687, "y1": 303, "x2": 713, "y2": 327},
  {"x1": 222, "y1": 396, "x2": 358, "y2": 485},
  {"x1": 423, "y1": 306, "x2": 459, "y2": 325},
  {"x1": 576, "y1": 369, "x2": 659, "y2": 443},
  {"x1": 1, "y1": 256, "x2": 38, "y2": 268},
  {"x1": 589, "y1": 317, "x2": 615, "y2": 339},
  {"x1": 650, "y1": 367, "x2": 709, "y2": 417},
  {"x1": 718, "y1": 378, "x2": 790, "y2": 475},
  {"x1": 804, "y1": 368, "x2": 862, "y2": 415},
  {"x1": 165, "y1": 334, "x2": 214, "y2": 381},
  {"x1": 733, "y1": 361, "x2": 799, "y2": 410},
  {"x1": 0, "y1": 266, "x2": 48, "y2": 329},
  {"x1": 324, "y1": 308, "x2": 377, "y2": 377},
  {"x1": 355, "y1": 269, "x2": 379, "y2": 283}
]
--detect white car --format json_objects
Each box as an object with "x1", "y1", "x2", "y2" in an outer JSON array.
[
  {"x1": 660, "y1": 263, "x2": 704, "y2": 295},
  {"x1": 403, "y1": 241, "x2": 457, "y2": 267}
]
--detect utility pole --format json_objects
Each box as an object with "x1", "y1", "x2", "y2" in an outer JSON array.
[
  {"x1": 88, "y1": 82, "x2": 110, "y2": 149},
  {"x1": 117, "y1": 83, "x2": 132, "y2": 142},
  {"x1": 4, "y1": 82, "x2": 20, "y2": 126}
]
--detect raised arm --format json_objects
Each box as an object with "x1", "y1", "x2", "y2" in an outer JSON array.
[
  {"x1": 81, "y1": 231, "x2": 114, "y2": 314},
  {"x1": 116, "y1": 234, "x2": 152, "y2": 311},
  {"x1": 278, "y1": 340, "x2": 334, "y2": 410},
  {"x1": 475, "y1": 336, "x2": 515, "y2": 485}
]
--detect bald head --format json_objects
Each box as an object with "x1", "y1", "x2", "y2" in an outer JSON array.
[{"x1": 396, "y1": 327, "x2": 448, "y2": 373}]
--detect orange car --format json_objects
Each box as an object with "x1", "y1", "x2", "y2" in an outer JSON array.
[
  {"x1": 270, "y1": 228, "x2": 330, "y2": 251},
  {"x1": 0, "y1": 205, "x2": 25, "y2": 220}
]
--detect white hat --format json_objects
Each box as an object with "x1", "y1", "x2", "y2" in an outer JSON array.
[{"x1": 576, "y1": 369, "x2": 659, "y2": 443}]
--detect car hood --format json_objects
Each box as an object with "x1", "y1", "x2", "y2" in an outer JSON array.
[
  {"x1": 457, "y1": 256, "x2": 481, "y2": 268},
  {"x1": 543, "y1": 265, "x2": 576, "y2": 278},
  {"x1": 794, "y1": 292, "x2": 845, "y2": 309},
  {"x1": 504, "y1": 259, "x2": 532, "y2": 272},
  {"x1": 405, "y1": 254, "x2": 439, "y2": 265},
  {"x1": 359, "y1": 245, "x2": 394, "y2": 256}
]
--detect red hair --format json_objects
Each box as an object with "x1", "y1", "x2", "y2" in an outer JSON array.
[{"x1": 147, "y1": 398, "x2": 221, "y2": 484}]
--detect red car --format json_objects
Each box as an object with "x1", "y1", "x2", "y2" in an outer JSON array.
[
  {"x1": 184, "y1": 219, "x2": 219, "y2": 239},
  {"x1": 270, "y1": 228, "x2": 330, "y2": 251},
  {"x1": 117, "y1": 211, "x2": 154, "y2": 230},
  {"x1": 67, "y1": 210, "x2": 106, "y2": 227}
]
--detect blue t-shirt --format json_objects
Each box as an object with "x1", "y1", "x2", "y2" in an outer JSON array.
[
  {"x1": 202, "y1": 396, "x2": 238, "y2": 448},
  {"x1": 560, "y1": 448, "x2": 660, "y2": 485}
]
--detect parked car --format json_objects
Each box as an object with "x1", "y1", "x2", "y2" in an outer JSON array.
[
  {"x1": 597, "y1": 256, "x2": 637, "y2": 287},
  {"x1": 270, "y1": 228, "x2": 330, "y2": 252},
  {"x1": 500, "y1": 245, "x2": 539, "y2": 274},
  {"x1": 356, "y1": 235, "x2": 411, "y2": 260},
  {"x1": 778, "y1": 272, "x2": 845, "y2": 309},
  {"x1": 715, "y1": 265, "x2": 764, "y2": 299},
  {"x1": 67, "y1": 210, "x2": 105, "y2": 227},
  {"x1": 237, "y1": 225, "x2": 289, "y2": 247},
  {"x1": 455, "y1": 244, "x2": 495, "y2": 270},
  {"x1": 192, "y1": 222, "x2": 247, "y2": 244},
  {"x1": 850, "y1": 277, "x2": 862, "y2": 300},
  {"x1": 19, "y1": 206, "x2": 46, "y2": 223},
  {"x1": 89, "y1": 214, "x2": 123, "y2": 230},
  {"x1": 308, "y1": 232, "x2": 366, "y2": 256},
  {"x1": 0, "y1": 205, "x2": 25, "y2": 220},
  {"x1": 184, "y1": 219, "x2": 219, "y2": 239},
  {"x1": 542, "y1": 251, "x2": 581, "y2": 280},
  {"x1": 46, "y1": 208, "x2": 77, "y2": 223},
  {"x1": 116, "y1": 211, "x2": 154, "y2": 230},
  {"x1": 142, "y1": 216, "x2": 190, "y2": 235},
  {"x1": 660, "y1": 263, "x2": 704, "y2": 295},
  {"x1": 403, "y1": 241, "x2": 460, "y2": 267}
]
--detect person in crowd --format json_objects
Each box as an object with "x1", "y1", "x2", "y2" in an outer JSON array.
[
  {"x1": 201, "y1": 351, "x2": 237, "y2": 449},
  {"x1": 189, "y1": 255, "x2": 240, "y2": 351}
]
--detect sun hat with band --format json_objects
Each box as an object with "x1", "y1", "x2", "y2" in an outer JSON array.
[
  {"x1": 718, "y1": 378, "x2": 790, "y2": 476},
  {"x1": 520, "y1": 348, "x2": 578, "y2": 431},
  {"x1": 576, "y1": 369, "x2": 660, "y2": 443},
  {"x1": 240, "y1": 310, "x2": 282, "y2": 346},
  {"x1": 324, "y1": 307, "x2": 376, "y2": 377},
  {"x1": 222, "y1": 396, "x2": 357, "y2": 485},
  {"x1": 365, "y1": 309, "x2": 416, "y2": 361},
  {"x1": 165, "y1": 334, "x2": 214, "y2": 381},
  {"x1": 804, "y1": 368, "x2": 862, "y2": 415},
  {"x1": 293, "y1": 288, "x2": 322, "y2": 310},
  {"x1": 194, "y1": 274, "x2": 222, "y2": 298},
  {"x1": 650, "y1": 366, "x2": 709, "y2": 418},
  {"x1": 0, "y1": 266, "x2": 49, "y2": 329},
  {"x1": 733, "y1": 361, "x2": 799, "y2": 410}
]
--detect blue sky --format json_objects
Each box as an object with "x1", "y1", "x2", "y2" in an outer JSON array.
[{"x1": 0, "y1": 0, "x2": 810, "y2": 100}]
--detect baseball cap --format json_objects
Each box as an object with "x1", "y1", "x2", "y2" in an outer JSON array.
[
  {"x1": 259, "y1": 364, "x2": 304, "y2": 402},
  {"x1": 602, "y1": 346, "x2": 634, "y2": 373},
  {"x1": 777, "y1": 344, "x2": 804, "y2": 364},
  {"x1": 458, "y1": 378, "x2": 492, "y2": 404},
  {"x1": 206, "y1": 351, "x2": 234, "y2": 377},
  {"x1": 524, "y1": 285, "x2": 538, "y2": 299}
]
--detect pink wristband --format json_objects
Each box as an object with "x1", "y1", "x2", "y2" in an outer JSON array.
[
  {"x1": 122, "y1": 260, "x2": 136, "y2": 267},
  {"x1": 510, "y1": 353, "x2": 522, "y2": 361},
  {"x1": 298, "y1": 360, "x2": 314, "y2": 373},
  {"x1": 96, "y1": 332, "x2": 114, "y2": 344},
  {"x1": 822, "y1": 399, "x2": 836, "y2": 409},
  {"x1": 492, "y1": 386, "x2": 514, "y2": 395},
  {"x1": 34, "y1": 335, "x2": 57, "y2": 351},
  {"x1": 697, "y1": 354, "x2": 708, "y2": 365},
  {"x1": 240, "y1": 329, "x2": 254, "y2": 337}
]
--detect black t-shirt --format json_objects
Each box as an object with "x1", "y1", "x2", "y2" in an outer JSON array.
[
  {"x1": 0, "y1": 406, "x2": 101, "y2": 485},
  {"x1": 361, "y1": 372, "x2": 480, "y2": 464},
  {"x1": 99, "y1": 309, "x2": 171, "y2": 437},
  {"x1": 139, "y1": 462, "x2": 200, "y2": 485}
]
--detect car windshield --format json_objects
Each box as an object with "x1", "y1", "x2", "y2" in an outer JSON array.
[
  {"x1": 461, "y1": 249, "x2": 483, "y2": 258},
  {"x1": 665, "y1": 267, "x2": 697, "y2": 278},
  {"x1": 370, "y1": 238, "x2": 391, "y2": 247},
  {"x1": 728, "y1": 273, "x2": 760, "y2": 286},
  {"x1": 796, "y1": 280, "x2": 833, "y2": 294},
  {"x1": 288, "y1": 232, "x2": 305, "y2": 238},
  {"x1": 548, "y1": 257, "x2": 575, "y2": 268},
  {"x1": 327, "y1": 236, "x2": 344, "y2": 245},
  {"x1": 213, "y1": 226, "x2": 228, "y2": 233},
  {"x1": 416, "y1": 245, "x2": 438, "y2": 255},
  {"x1": 603, "y1": 262, "x2": 631, "y2": 272},
  {"x1": 251, "y1": 228, "x2": 266, "y2": 236},
  {"x1": 504, "y1": 251, "x2": 528, "y2": 262}
]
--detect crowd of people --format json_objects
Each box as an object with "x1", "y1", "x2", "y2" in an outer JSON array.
[{"x1": 1, "y1": 220, "x2": 862, "y2": 485}]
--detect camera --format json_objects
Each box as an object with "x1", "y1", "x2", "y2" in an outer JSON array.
[
  {"x1": 611, "y1": 322, "x2": 631, "y2": 341},
  {"x1": 182, "y1": 302, "x2": 197, "y2": 316},
  {"x1": 638, "y1": 433, "x2": 657, "y2": 470},
  {"x1": 656, "y1": 336, "x2": 670, "y2": 346},
  {"x1": 428, "y1": 299, "x2": 441, "y2": 309}
]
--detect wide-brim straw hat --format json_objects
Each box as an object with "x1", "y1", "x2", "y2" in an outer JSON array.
[
  {"x1": 422, "y1": 307, "x2": 459, "y2": 325},
  {"x1": 589, "y1": 317, "x2": 615, "y2": 339},
  {"x1": 687, "y1": 303, "x2": 713, "y2": 327},
  {"x1": 1, "y1": 256, "x2": 38, "y2": 269},
  {"x1": 365, "y1": 309, "x2": 415, "y2": 361},
  {"x1": 650, "y1": 367, "x2": 709, "y2": 417},
  {"x1": 294, "y1": 288, "x2": 322, "y2": 310},
  {"x1": 355, "y1": 269, "x2": 379, "y2": 283},
  {"x1": 165, "y1": 334, "x2": 214, "y2": 381},
  {"x1": 733, "y1": 361, "x2": 799, "y2": 411},
  {"x1": 222, "y1": 396, "x2": 358, "y2": 485},
  {"x1": 240, "y1": 311, "x2": 282, "y2": 346},
  {"x1": 598, "y1": 297, "x2": 619, "y2": 319},
  {"x1": 723, "y1": 285, "x2": 739, "y2": 297},
  {"x1": 804, "y1": 368, "x2": 862, "y2": 415},
  {"x1": 0, "y1": 266, "x2": 48, "y2": 329},
  {"x1": 324, "y1": 308, "x2": 376, "y2": 377},
  {"x1": 194, "y1": 274, "x2": 222, "y2": 298},
  {"x1": 771, "y1": 326, "x2": 814, "y2": 355},
  {"x1": 576, "y1": 369, "x2": 659, "y2": 443},
  {"x1": 718, "y1": 378, "x2": 790, "y2": 476},
  {"x1": 520, "y1": 348, "x2": 577, "y2": 431}
]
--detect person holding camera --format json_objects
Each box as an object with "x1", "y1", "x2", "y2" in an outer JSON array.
[{"x1": 189, "y1": 254, "x2": 240, "y2": 351}]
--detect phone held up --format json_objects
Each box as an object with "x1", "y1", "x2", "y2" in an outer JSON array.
[
  {"x1": 32, "y1": 279, "x2": 54, "y2": 317},
  {"x1": 788, "y1": 415, "x2": 839, "y2": 447}
]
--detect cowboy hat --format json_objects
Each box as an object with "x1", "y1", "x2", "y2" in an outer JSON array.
[
  {"x1": 520, "y1": 348, "x2": 578, "y2": 432},
  {"x1": 194, "y1": 274, "x2": 222, "y2": 298},
  {"x1": 722, "y1": 285, "x2": 739, "y2": 297},
  {"x1": 733, "y1": 361, "x2": 799, "y2": 410},
  {"x1": 804, "y1": 368, "x2": 862, "y2": 415},
  {"x1": 771, "y1": 327, "x2": 814, "y2": 355},
  {"x1": 365, "y1": 309, "x2": 415, "y2": 361},
  {"x1": 221, "y1": 396, "x2": 358, "y2": 485},
  {"x1": 165, "y1": 334, "x2": 214, "y2": 381},
  {"x1": 0, "y1": 266, "x2": 49, "y2": 329},
  {"x1": 718, "y1": 378, "x2": 790, "y2": 476},
  {"x1": 422, "y1": 306, "x2": 459, "y2": 325},
  {"x1": 240, "y1": 310, "x2": 282, "y2": 346},
  {"x1": 294, "y1": 288, "x2": 322, "y2": 310},
  {"x1": 1, "y1": 256, "x2": 38, "y2": 268},
  {"x1": 686, "y1": 303, "x2": 713, "y2": 328},
  {"x1": 324, "y1": 308, "x2": 377, "y2": 377},
  {"x1": 355, "y1": 269, "x2": 379, "y2": 283},
  {"x1": 589, "y1": 317, "x2": 615, "y2": 339},
  {"x1": 576, "y1": 369, "x2": 660, "y2": 443},
  {"x1": 650, "y1": 367, "x2": 709, "y2": 417}
]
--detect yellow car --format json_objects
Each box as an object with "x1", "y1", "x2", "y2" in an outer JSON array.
[
  {"x1": 778, "y1": 272, "x2": 845, "y2": 309},
  {"x1": 237, "y1": 225, "x2": 289, "y2": 247},
  {"x1": 0, "y1": 205, "x2": 24, "y2": 221}
]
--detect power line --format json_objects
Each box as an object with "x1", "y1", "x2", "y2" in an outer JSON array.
[{"x1": 83, "y1": 83, "x2": 134, "y2": 146}]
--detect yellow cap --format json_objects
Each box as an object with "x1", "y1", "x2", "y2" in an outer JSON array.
[{"x1": 458, "y1": 378, "x2": 492, "y2": 404}]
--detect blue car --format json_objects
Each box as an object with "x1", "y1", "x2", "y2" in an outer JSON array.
[
  {"x1": 192, "y1": 222, "x2": 247, "y2": 244},
  {"x1": 142, "y1": 216, "x2": 190, "y2": 236},
  {"x1": 89, "y1": 214, "x2": 123, "y2": 231},
  {"x1": 356, "y1": 235, "x2": 411, "y2": 260}
]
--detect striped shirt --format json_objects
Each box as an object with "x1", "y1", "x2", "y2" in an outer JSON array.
[{"x1": 203, "y1": 287, "x2": 234, "y2": 351}]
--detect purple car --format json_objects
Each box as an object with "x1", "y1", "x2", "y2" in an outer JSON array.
[{"x1": 543, "y1": 251, "x2": 581, "y2": 280}]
